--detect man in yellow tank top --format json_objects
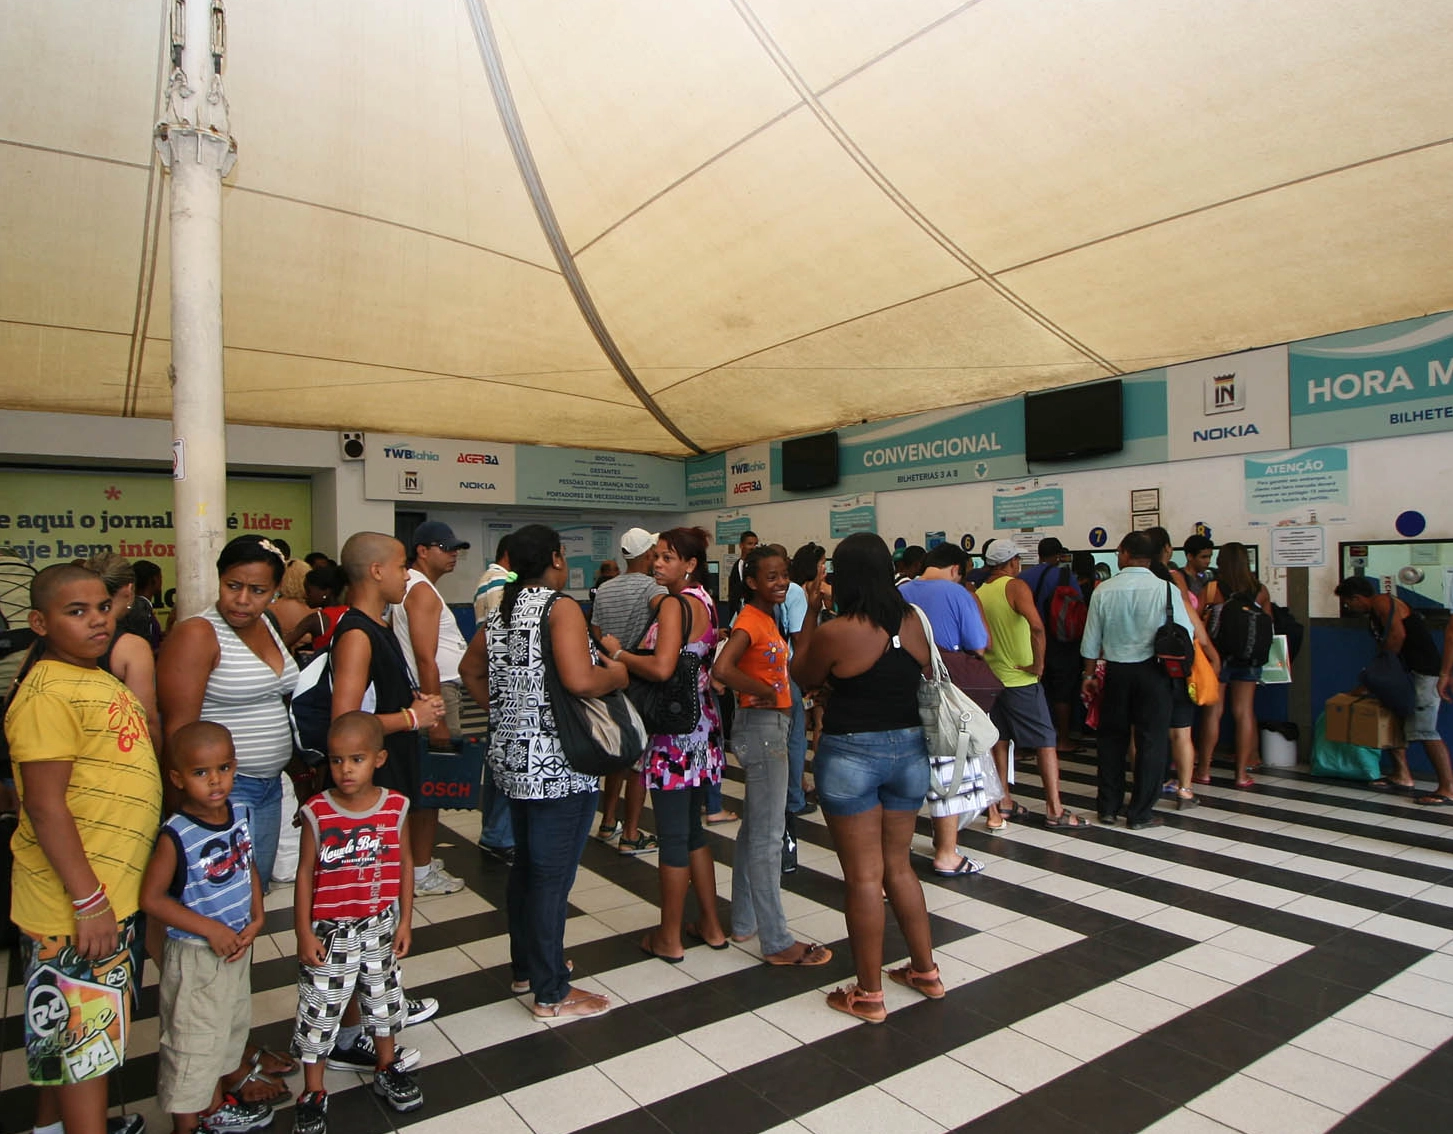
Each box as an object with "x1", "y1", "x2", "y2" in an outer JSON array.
[{"x1": 977, "y1": 544, "x2": 1087, "y2": 829}]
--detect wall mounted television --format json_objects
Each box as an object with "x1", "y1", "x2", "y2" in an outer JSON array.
[
  {"x1": 781, "y1": 431, "x2": 840, "y2": 492},
  {"x1": 1024, "y1": 379, "x2": 1124, "y2": 463}
]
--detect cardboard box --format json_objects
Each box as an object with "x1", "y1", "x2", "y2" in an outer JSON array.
[
  {"x1": 1323, "y1": 693, "x2": 1358, "y2": 744},
  {"x1": 1349, "y1": 696, "x2": 1404, "y2": 749},
  {"x1": 1325, "y1": 692, "x2": 1404, "y2": 748}
]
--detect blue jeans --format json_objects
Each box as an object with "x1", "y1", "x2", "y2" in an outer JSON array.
[
  {"x1": 507, "y1": 790, "x2": 597, "y2": 1004},
  {"x1": 730, "y1": 710, "x2": 792, "y2": 954},
  {"x1": 478, "y1": 760, "x2": 515, "y2": 849},
  {"x1": 785, "y1": 680, "x2": 808, "y2": 813},
  {"x1": 815, "y1": 728, "x2": 930, "y2": 817},
  {"x1": 230, "y1": 772, "x2": 283, "y2": 891},
  {"x1": 704, "y1": 778, "x2": 724, "y2": 816}
]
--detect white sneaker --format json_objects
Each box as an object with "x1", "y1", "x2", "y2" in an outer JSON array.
[{"x1": 414, "y1": 864, "x2": 464, "y2": 896}]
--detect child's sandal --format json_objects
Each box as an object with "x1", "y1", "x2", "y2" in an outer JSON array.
[
  {"x1": 886, "y1": 964, "x2": 946, "y2": 1000},
  {"x1": 826, "y1": 984, "x2": 887, "y2": 1024}
]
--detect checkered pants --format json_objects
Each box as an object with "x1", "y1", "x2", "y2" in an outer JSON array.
[{"x1": 293, "y1": 906, "x2": 405, "y2": 1060}]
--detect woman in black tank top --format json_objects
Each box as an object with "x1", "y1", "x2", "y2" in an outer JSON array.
[{"x1": 791, "y1": 533, "x2": 941, "y2": 1025}]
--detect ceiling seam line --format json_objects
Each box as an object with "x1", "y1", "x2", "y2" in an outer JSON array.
[
  {"x1": 575, "y1": 0, "x2": 987, "y2": 258},
  {"x1": 728, "y1": 0, "x2": 1122, "y2": 377},
  {"x1": 572, "y1": 102, "x2": 805, "y2": 257},
  {"x1": 999, "y1": 133, "x2": 1453, "y2": 277},
  {"x1": 230, "y1": 186, "x2": 562, "y2": 275},
  {"x1": 460, "y1": 0, "x2": 704, "y2": 453},
  {"x1": 658, "y1": 130, "x2": 1453, "y2": 397},
  {"x1": 0, "y1": 138, "x2": 151, "y2": 171}
]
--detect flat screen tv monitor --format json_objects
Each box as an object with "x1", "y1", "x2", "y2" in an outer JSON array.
[
  {"x1": 1024, "y1": 379, "x2": 1123, "y2": 463},
  {"x1": 781, "y1": 431, "x2": 840, "y2": 492}
]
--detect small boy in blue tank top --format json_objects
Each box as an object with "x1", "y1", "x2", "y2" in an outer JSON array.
[{"x1": 140, "y1": 721, "x2": 269, "y2": 1134}]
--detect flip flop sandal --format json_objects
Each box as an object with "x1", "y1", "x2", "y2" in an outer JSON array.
[
  {"x1": 684, "y1": 923, "x2": 730, "y2": 950},
  {"x1": 254, "y1": 1047, "x2": 299, "y2": 1077},
  {"x1": 933, "y1": 854, "x2": 985, "y2": 877},
  {"x1": 1002, "y1": 802, "x2": 1031, "y2": 822},
  {"x1": 766, "y1": 942, "x2": 832, "y2": 966},
  {"x1": 639, "y1": 934, "x2": 684, "y2": 963},
  {"x1": 1414, "y1": 793, "x2": 1453, "y2": 806},
  {"x1": 229, "y1": 1054, "x2": 288, "y2": 1107},
  {"x1": 703, "y1": 812, "x2": 740, "y2": 826},
  {"x1": 1044, "y1": 811, "x2": 1089, "y2": 829}
]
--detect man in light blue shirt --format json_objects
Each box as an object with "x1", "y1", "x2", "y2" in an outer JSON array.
[{"x1": 1081, "y1": 531, "x2": 1194, "y2": 829}]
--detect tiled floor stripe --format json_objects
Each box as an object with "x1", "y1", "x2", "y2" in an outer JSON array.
[{"x1": 1, "y1": 748, "x2": 1449, "y2": 1134}]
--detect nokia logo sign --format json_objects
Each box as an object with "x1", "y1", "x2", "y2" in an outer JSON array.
[
  {"x1": 1192, "y1": 423, "x2": 1261, "y2": 442},
  {"x1": 1204, "y1": 372, "x2": 1244, "y2": 415},
  {"x1": 459, "y1": 481, "x2": 497, "y2": 491}
]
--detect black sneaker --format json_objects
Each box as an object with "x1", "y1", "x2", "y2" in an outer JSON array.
[
  {"x1": 292, "y1": 1092, "x2": 327, "y2": 1134},
  {"x1": 325, "y1": 1034, "x2": 420, "y2": 1072},
  {"x1": 199, "y1": 1093, "x2": 273, "y2": 1132},
  {"x1": 373, "y1": 1059, "x2": 424, "y2": 1113},
  {"x1": 405, "y1": 996, "x2": 439, "y2": 1026}
]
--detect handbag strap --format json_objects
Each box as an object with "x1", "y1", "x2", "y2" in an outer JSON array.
[{"x1": 1162, "y1": 581, "x2": 1175, "y2": 627}]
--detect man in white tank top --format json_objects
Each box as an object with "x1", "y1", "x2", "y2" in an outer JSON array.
[{"x1": 393, "y1": 521, "x2": 471, "y2": 896}]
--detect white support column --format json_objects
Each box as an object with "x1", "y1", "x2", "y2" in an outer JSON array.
[{"x1": 155, "y1": 0, "x2": 237, "y2": 618}]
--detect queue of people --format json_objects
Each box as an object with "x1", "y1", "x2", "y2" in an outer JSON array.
[{"x1": 4, "y1": 513, "x2": 1448, "y2": 1134}]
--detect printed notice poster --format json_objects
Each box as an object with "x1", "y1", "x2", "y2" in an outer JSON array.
[
  {"x1": 716, "y1": 512, "x2": 752, "y2": 545},
  {"x1": 1243, "y1": 446, "x2": 1350, "y2": 527},
  {"x1": 829, "y1": 494, "x2": 877, "y2": 538},
  {"x1": 1269, "y1": 526, "x2": 1327, "y2": 568},
  {"x1": 993, "y1": 479, "x2": 1065, "y2": 530}
]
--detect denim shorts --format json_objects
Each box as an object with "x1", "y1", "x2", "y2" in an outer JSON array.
[
  {"x1": 1222, "y1": 663, "x2": 1262, "y2": 684},
  {"x1": 814, "y1": 727, "x2": 930, "y2": 817}
]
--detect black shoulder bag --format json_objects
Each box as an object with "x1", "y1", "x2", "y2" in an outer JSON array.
[
  {"x1": 539, "y1": 593, "x2": 648, "y2": 775},
  {"x1": 1153, "y1": 582, "x2": 1194, "y2": 680},
  {"x1": 626, "y1": 593, "x2": 703, "y2": 735}
]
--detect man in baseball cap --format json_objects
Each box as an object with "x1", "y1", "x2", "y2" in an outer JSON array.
[
  {"x1": 619, "y1": 527, "x2": 659, "y2": 561},
  {"x1": 591, "y1": 528, "x2": 667, "y2": 852},
  {"x1": 410, "y1": 520, "x2": 470, "y2": 552}
]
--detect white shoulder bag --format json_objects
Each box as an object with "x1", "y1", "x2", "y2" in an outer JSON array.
[{"x1": 909, "y1": 604, "x2": 1005, "y2": 822}]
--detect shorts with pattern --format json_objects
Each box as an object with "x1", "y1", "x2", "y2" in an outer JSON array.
[
  {"x1": 22, "y1": 911, "x2": 142, "y2": 1086},
  {"x1": 293, "y1": 905, "x2": 405, "y2": 1060}
]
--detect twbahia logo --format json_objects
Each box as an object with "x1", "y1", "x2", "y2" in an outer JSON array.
[
  {"x1": 730, "y1": 459, "x2": 767, "y2": 474},
  {"x1": 384, "y1": 446, "x2": 440, "y2": 461}
]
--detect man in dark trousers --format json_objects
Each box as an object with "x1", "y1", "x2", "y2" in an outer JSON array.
[{"x1": 1080, "y1": 531, "x2": 1194, "y2": 829}]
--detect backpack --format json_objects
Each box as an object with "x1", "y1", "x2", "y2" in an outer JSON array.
[
  {"x1": 289, "y1": 610, "x2": 413, "y2": 766},
  {"x1": 1153, "y1": 582, "x2": 1194, "y2": 680},
  {"x1": 1047, "y1": 565, "x2": 1088, "y2": 643},
  {"x1": 1207, "y1": 585, "x2": 1273, "y2": 667}
]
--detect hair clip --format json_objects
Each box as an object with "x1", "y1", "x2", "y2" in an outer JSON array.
[
  {"x1": 504, "y1": 571, "x2": 518, "y2": 582},
  {"x1": 257, "y1": 538, "x2": 284, "y2": 559}
]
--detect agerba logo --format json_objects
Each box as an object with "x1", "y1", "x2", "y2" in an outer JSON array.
[
  {"x1": 383, "y1": 446, "x2": 440, "y2": 461},
  {"x1": 456, "y1": 452, "x2": 500, "y2": 465},
  {"x1": 733, "y1": 480, "x2": 762, "y2": 494}
]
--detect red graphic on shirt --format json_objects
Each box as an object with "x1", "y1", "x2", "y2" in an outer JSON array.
[
  {"x1": 106, "y1": 694, "x2": 147, "y2": 753},
  {"x1": 200, "y1": 828, "x2": 254, "y2": 884}
]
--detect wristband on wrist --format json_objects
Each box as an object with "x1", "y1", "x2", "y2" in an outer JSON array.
[
  {"x1": 611, "y1": 649, "x2": 623, "y2": 661},
  {"x1": 404, "y1": 707, "x2": 418, "y2": 730},
  {"x1": 72, "y1": 883, "x2": 106, "y2": 910}
]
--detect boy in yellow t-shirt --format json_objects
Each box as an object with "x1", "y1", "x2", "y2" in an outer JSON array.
[{"x1": 5, "y1": 563, "x2": 163, "y2": 1134}]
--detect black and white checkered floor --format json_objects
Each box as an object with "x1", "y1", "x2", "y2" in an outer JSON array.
[{"x1": 4, "y1": 749, "x2": 1452, "y2": 1134}]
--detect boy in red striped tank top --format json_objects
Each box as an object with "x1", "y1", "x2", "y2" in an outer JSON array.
[{"x1": 291, "y1": 712, "x2": 420, "y2": 1133}]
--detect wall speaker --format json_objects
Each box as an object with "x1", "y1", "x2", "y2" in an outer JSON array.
[{"x1": 339, "y1": 431, "x2": 365, "y2": 461}]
